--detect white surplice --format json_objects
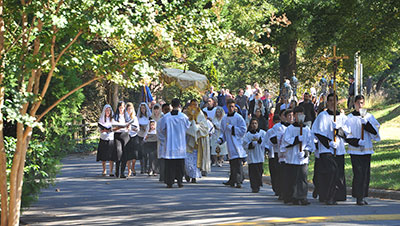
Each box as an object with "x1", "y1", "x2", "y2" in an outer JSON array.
[
  {"x1": 243, "y1": 130, "x2": 266, "y2": 164},
  {"x1": 281, "y1": 124, "x2": 315, "y2": 165},
  {"x1": 158, "y1": 111, "x2": 190, "y2": 159},
  {"x1": 219, "y1": 112, "x2": 247, "y2": 160}
]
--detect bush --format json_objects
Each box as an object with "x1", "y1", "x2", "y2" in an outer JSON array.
[{"x1": 4, "y1": 136, "x2": 61, "y2": 208}]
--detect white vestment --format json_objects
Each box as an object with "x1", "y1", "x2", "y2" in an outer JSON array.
[
  {"x1": 158, "y1": 111, "x2": 190, "y2": 159},
  {"x1": 219, "y1": 112, "x2": 247, "y2": 160},
  {"x1": 281, "y1": 124, "x2": 315, "y2": 165},
  {"x1": 243, "y1": 130, "x2": 266, "y2": 164}
]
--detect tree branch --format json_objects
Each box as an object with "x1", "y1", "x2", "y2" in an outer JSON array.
[
  {"x1": 34, "y1": 75, "x2": 103, "y2": 123},
  {"x1": 55, "y1": 30, "x2": 83, "y2": 64}
]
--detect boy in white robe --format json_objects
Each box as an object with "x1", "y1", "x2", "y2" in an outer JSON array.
[
  {"x1": 264, "y1": 114, "x2": 283, "y2": 197},
  {"x1": 244, "y1": 118, "x2": 266, "y2": 193},
  {"x1": 312, "y1": 93, "x2": 349, "y2": 205},
  {"x1": 218, "y1": 99, "x2": 247, "y2": 188},
  {"x1": 277, "y1": 110, "x2": 293, "y2": 201},
  {"x1": 281, "y1": 106, "x2": 314, "y2": 205},
  {"x1": 345, "y1": 95, "x2": 380, "y2": 205},
  {"x1": 158, "y1": 99, "x2": 190, "y2": 188}
]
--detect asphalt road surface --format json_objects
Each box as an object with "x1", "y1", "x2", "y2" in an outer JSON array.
[{"x1": 21, "y1": 154, "x2": 400, "y2": 225}]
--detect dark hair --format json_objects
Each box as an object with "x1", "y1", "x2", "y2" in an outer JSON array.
[
  {"x1": 190, "y1": 99, "x2": 198, "y2": 104},
  {"x1": 327, "y1": 93, "x2": 338, "y2": 101},
  {"x1": 247, "y1": 118, "x2": 259, "y2": 131},
  {"x1": 293, "y1": 106, "x2": 304, "y2": 113},
  {"x1": 279, "y1": 110, "x2": 286, "y2": 117},
  {"x1": 153, "y1": 105, "x2": 160, "y2": 110},
  {"x1": 114, "y1": 101, "x2": 131, "y2": 122},
  {"x1": 273, "y1": 115, "x2": 280, "y2": 122},
  {"x1": 355, "y1": 95, "x2": 365, "y2": 103},
  {"x1": 171, "y1": 98, "x2": 180, "y2": 108},
  {"x1": 226, "y1": 98, "x2": 236, "y2": 106},
  {"x1": 162, "y1": 103, "x2": 170, "y2": 109},
  {"x1": 284, "y1": 109, "x2": 293, "y2": 117}
]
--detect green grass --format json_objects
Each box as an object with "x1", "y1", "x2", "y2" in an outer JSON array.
[{"x1": 263, "y1": 102, "x2": 400, "y2": 191}]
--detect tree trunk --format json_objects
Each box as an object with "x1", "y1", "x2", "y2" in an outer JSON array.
[
  {"x1": 279, "y1": 39, "x2": 297, "y2": 94},
  {"x1": 0, "y1": 0, "x2": 9, "y2": 224},
  {"x1": 112, "y1": 82, "x2": 119, "y2": 110}
]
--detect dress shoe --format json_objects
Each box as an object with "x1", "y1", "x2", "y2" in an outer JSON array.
[
  {"x1": 109, "y1": 174, "x2": 114, "y2": 177},
  {"x1": 312, "y1": 190, "x2": 318, "y2": 199},
  {"x1": 185, "y1": 175, "x2": 191, "y2": 182},
  {"x1": 120, "y1": 174, "x2": 126, "y2": 178},
  {"x1": 326, "y1": 199, "x2": 337, "y2": 205},
  {"x1": 252, "y1": 188, "x2": 259, "y2": 193},
  {"x1": 235, "y1": 183, "x2": 242, "y2": 188},
  {"x1": 223, "y1": 181, "x2": 233, "y2": 186},
  {"x1": 300, "y1": 199, "x2": 310, "y2": 205},
  {"x1": 191, "y1": 178, "x2": 197, "y2": 183},
  {"x1": 166, "y1": 184, "x2": 173, "y2": 188},
  {"x1": 357, "y1": 198, "x2": 365, "y2": 205},
  {"x1": 178, "y1": 183, "x2": 184, "y2": 188}
]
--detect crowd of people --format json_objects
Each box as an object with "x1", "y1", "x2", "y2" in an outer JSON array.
[{"x1": 96, "y1": 81, "x2": 380, "y2": 206}]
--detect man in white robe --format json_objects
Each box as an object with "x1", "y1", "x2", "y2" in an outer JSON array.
[
  {"x1": 345, "y1": 95, "x2": 380, "y2": 205},
  {"x1": 281, "y1": 106, "x2": 315, "y2": 205},
  {"x1": 158, "y1": 99, "x2": 190, "y2": 188},
  {"x1": 218, "y1": 99, "x2": 247, "y2": 188},
  {"x1": 312, "y1": 93, "x2": 349, "y2": 204}
]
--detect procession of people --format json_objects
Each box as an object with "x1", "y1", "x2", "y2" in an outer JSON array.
[{"x1": 96, "y1": 79, "x2": 380, "y2": 206}]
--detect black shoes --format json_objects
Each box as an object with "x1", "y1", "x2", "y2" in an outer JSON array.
[
  {"x1": 326, "y1": 199, "x2": 337, "y2": 205},
  {"x1": 357, "y1": 198, "x2": 368, "y2": 205},
  {"x1": 185, "y1": 176, "x2": 191, "y2": 182},
  {"x1": 120, "y1": 174, "x2": 126, "y2": 178},
  {"x1": 235, "y1": 183, "x2": 242, "y2": 188},
  {"x1": 191, "y1": 178, "x2": 197, "y2": 183}
]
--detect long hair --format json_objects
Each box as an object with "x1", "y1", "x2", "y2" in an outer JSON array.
[{"x1": 114, "y1": 101, "x2": 131, "y2": 122}]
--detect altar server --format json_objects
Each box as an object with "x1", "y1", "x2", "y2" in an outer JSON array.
[
  {"x1": 345, "y1": 95, "x2": 380, "y2": 205},
  {"x1": 281, "y1": 106, "x2": 314, "y2": 205},
  {"x1": 218, "y1": 99, "x2": 247, "y2": 188},
  {"x1": 312, "y1": 93, "x2": 348, "y2": 204},
  {"x1": 158, "y1": 98, "x2": 190, "y2": 188},
  {"x1": 264, "y1": 115, "x2": 282, "y2": 196},
  {"x1": 243, "y1": 118, "x2": 266, "y2": 193}
]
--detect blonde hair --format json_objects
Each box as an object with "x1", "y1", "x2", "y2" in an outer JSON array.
[{"x1": 126, "y1": 102, "x2": 136, "y2": 118}]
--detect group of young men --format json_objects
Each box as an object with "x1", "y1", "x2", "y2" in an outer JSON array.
[{"x1": 158, "y1": 93, "x2": 380, "y2": 206}]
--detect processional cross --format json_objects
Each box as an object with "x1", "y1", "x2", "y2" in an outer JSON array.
[{"x1": 322, "y1": 45, "x2": 348, "y2": 156}]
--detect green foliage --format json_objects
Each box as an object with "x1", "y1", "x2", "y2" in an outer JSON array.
[{"x1": 4, "y1": 136, "x2": 60, "y2": 208}]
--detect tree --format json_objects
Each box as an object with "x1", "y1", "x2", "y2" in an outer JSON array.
[{"x1": 0, "y1": 1, "x2": 271, "y2": 225}]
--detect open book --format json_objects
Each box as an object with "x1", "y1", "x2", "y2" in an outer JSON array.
[{"x1": 111, "y1": 118, "x2": 136, "y2": 128}]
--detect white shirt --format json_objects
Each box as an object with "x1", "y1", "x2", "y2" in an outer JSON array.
[
  {"x1": 271, "y1": 122, "x2": 288, "y2": 162},
  {"x1": 158, "y1": 111, "x2": 190, "y2": 159},
  {"x1": 99, "y1": 118, "x2": 114, "y2": 141},
  {"x1": 128, "y1": 116, "x2": 140, "y2": 137},
  {"x1": 243, "y1": 130, "x2": 266, "y2": 164},
  {"x1": 312, "y1": 110, "x2": 348, "y2": 155},
  {"x1": 281, "y1": 124, "x2": 315, "y2": 165},
  {"x1": 202, "y1": 107, "x2": 216, "y2": 120},
  {"x1": 219, "y1": 112, "x2": 247, "y2": 160},
  {"x1": 345, "y1": 112, "x2": 380, "y2": 155}
]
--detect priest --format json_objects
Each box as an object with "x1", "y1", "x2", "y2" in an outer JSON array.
[{"x1": 158, "y1": 98, "x2": 191, "y2": 188}]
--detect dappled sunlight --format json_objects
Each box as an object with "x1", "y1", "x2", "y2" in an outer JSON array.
[{"x1": 21, "y1": 154, "x2": 400, "y2": 225}]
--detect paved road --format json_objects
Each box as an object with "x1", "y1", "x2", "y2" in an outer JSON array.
[{"x1": 21, "y1": 154, "x2": 400, "y2": 225}]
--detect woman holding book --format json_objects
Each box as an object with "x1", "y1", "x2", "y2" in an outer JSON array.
[
  {"x1": 97, "y1": 104, "x2": 115, "y2": 176},
  {"x1": 126, "y1": 102, "x2": 140, "y2": 177},
  {"x1": 112, "y1": 101, "x2": 131, "y2": 178},
  {"x1": 137, "y1": 102, "x2": 152, "y2": 174}
]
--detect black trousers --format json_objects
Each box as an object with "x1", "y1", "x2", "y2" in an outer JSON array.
[
  {"x1": 313, "y1": 157, "x2": 320, "y2": 198},
  {"x1": 285, "y1": 164, "x2": 308, "y2": 201},
  {"x1": 159, "y1": 158, "x2": 165, "y2": 182},
  {"x1": 334, "y1": 155, "x2": 347, "y2": 201},
  {"x1": 113, "y1": 132, "x2": 130, "y2": 177},
  {"x1": 351, "y1": 154, "x2": 371, "y2": 198},
  {"x1": 319, "y1": 153, "x2": 339, "y2": 202},
  {"x1": 249, "y1": 163, "x2": 263, "y2": 190},
  {"x1": 278, "y1": 162, "x2": 287, "y2": 199},
  {"x1": 228, "y1": 158, "x2": 244, "y2": 185},
  {"x1": 164, "y1": 159, "x2": 185, "y2": 186},
  {"x1": 144, "y1": 142, "x2": 158, "y2": 173},
  {"x1": 268, "y1": 155, "x2": 280, "y2": 194},
  {"x1": 138, "y1": 136, "x2": 147, "y2": 173}
]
